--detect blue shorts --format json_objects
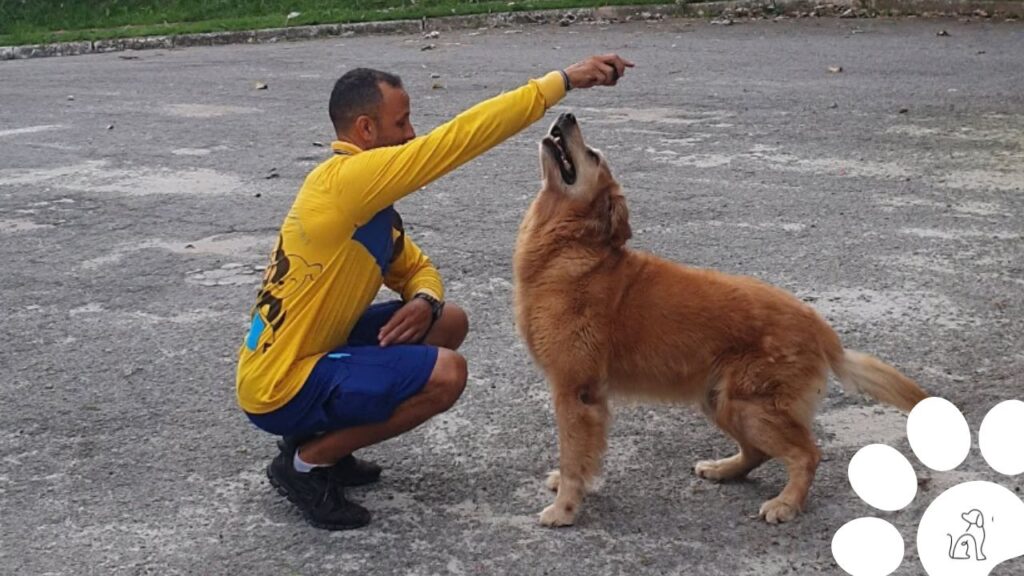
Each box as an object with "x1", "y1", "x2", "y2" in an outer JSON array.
[{"x1": 247, "y1": 301, "x2": 439, "y2": 437}]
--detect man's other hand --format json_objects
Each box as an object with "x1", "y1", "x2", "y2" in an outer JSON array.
[{"x1": 378, "y1": 298, "x2": 433, "y2": 346}]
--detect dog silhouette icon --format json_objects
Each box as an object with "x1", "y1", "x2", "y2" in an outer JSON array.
[{"x1": 948, "y1": 509, "x2": 987, "y2": 561}]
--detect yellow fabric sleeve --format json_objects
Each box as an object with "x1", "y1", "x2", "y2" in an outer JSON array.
[
  {"x1": 384, "y1": 232, "x2": 444, "y2": 302},
  {"x1": 334, "y1": 70, "x2": 566, "y2": 224}
]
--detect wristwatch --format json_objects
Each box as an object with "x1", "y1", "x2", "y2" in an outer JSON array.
[
  {"x1": 413, "y1": 292, "x2": 445, "y2": 324},
  {"x1": 559, "y1": 69, "x2": 573, "y2": 92}
]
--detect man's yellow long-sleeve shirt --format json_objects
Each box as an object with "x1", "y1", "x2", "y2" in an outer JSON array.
[{"x1": 236, "y1": 70, "x2": 567, "y2": 414}]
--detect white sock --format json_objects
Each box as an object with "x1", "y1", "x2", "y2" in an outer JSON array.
[{"x1": 293, "y1": 450, "x2": 324, "y2": 473}]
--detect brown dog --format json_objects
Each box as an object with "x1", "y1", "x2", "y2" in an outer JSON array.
[{"x1": 513, "y1": 113, "x2": 928, "y2": 527}]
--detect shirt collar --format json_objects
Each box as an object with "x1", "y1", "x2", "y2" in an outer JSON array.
[{"x1": 331, "y1": 140, "x2": 363, "y2": 156}]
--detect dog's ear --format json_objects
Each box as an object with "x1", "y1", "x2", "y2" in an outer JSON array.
[
  {"x1": 963, "y1": 510, "x2": 983, "y2": 526},
  {"x1": 608, "y1": 192, "x2": 631, "y2": 248}
]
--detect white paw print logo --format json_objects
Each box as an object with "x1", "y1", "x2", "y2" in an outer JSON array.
[{"x1": 832, "y1": 398, "x2": 1024, "y2": 576}]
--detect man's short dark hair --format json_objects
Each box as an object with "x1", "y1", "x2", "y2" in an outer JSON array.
[{"x1": 329, "y1": 68, "x2": 403, "y2": 133}]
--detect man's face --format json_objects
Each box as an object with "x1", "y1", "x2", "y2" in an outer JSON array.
[{"x1": 369, "y1": 82, "x2": 415, "y2": 148}]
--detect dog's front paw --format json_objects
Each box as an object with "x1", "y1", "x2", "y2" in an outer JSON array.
[
  {"x1": 545, "y1": 470, "x2": 561, "y2": 492},
  {"x1": 694, "y1": 460, "x2": 727, "y2": 481},
  {"x1": 538, "y1": 503, "x2": 577, "y2": 527},
  {"x1": 759, "y1": 497, "x2": 800, "y2": 524},
  {"x1": 546, "y1": 470, "x2": 603, "y2": 494}
]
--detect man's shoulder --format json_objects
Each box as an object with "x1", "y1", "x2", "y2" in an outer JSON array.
[{"x1": 305, "y1": 153, "x2": 346, "y2": 182}]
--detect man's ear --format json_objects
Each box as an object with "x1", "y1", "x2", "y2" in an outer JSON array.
[
  {"x1": 608, "y1": 192, "x2": 631, "y2": 248},
  {"x1": 354, "y1": 115, "x2": 376, "y2": 144}
]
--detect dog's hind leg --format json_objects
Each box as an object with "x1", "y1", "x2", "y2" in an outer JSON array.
[
  {"x1": 739, "y1": 406, "x2": 820, "y2": 524},
  {"x1": 695, "y1": 386, "x2": 770, "y2": 481},
  {"x1": 694, "y1": 444, "x2": 767, "y2": 482},
  {"x1": 539, "y1": 378, "x2": 609, "y2": 527}
]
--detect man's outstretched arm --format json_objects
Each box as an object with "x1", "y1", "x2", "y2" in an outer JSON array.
[{"x1": 334, "y1": 55, "x2": 633, "y2": 223}]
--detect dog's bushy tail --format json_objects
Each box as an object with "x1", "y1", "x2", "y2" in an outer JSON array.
[{"x1": 830, "y1": 349, "x2": 928, "y2": 411}]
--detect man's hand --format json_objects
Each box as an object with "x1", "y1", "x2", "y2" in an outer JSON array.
[
  {"x1": 564, "y1": 54, "x2": 635, "y2": 90},
  {"x1": 378, "y1": 298, "x2": 433, "y2": 346}
]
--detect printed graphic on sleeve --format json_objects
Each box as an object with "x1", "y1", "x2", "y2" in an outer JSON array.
[
  {"x1": 245, "y1": 235, "x2": 322, "y2": 352},
  {"x1": 831, "y1": 398, "x2": 1024, "y2": 576}
]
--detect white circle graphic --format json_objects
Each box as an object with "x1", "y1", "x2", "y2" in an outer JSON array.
[
  {"x1": 832, "y1": 517, "x2": 905, "y2": 576},
  {"x1": 979, "y1": 399, "x2": 1024, "y2": 476},
  {"x1": 907, "y1": 397, "x2": 971, "y2": 472},
  {"x1": 848, "y1": 444, "x2": 918, "y2": 511}
]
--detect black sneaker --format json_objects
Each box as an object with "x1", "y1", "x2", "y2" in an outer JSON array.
[
  {"x1": 266, "y1": 450, "x2": 371, "y2": 530},
  {"x1": 277, "y1": 436, "x2": 383, "y2": 487}
]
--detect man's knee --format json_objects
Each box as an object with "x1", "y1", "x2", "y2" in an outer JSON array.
[
  {"x1": 432, "y1": 303, "x2": 469, "y2": 350},
  {"x1": 429, "y1": 349, "x2": 467, "y2": 411},
  {"x1": 448, "y1": 304, "x2": 469, "y2": 347}
]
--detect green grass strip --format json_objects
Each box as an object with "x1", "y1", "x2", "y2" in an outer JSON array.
[{"x1": 0, "y1": 0, "x2": 676, "y2": 46}]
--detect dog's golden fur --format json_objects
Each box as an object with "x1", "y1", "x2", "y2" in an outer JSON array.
[{"x1": 513, "y1": 115, "x2": 928, "y2": 527}]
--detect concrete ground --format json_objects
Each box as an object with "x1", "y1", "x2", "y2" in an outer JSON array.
[{"x1": 1, "y1": 16, "x2": 1022, "y2": 576}]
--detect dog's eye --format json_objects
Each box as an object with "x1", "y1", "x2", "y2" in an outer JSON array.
[{"x1": 587, "y1": 149, "x2": 599, "y2": 162}]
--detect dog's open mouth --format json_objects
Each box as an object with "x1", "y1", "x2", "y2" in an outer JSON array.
[{"x1": 543, "y1": 126, "x2": 576, "y2": 185}]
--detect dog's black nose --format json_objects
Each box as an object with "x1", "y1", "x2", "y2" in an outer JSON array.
[{"x1": 561, "y1": 113, "x2": 576, "y2": 125}]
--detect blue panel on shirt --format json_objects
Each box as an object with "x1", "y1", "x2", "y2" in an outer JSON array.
[
  {"x1": 352, "y1": 206, "x2": 395, "y2": 275},
  {"x1": 245, "y1": 314, "x2": 266, "y2": 351}
]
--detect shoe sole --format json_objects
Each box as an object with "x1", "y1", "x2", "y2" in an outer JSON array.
[
  {"x1": 335, "y1": 473, "x2": 382, "y2": 488},
  {"x1": 265, "y1": 463, "x2": 371, "y2": 531}
]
